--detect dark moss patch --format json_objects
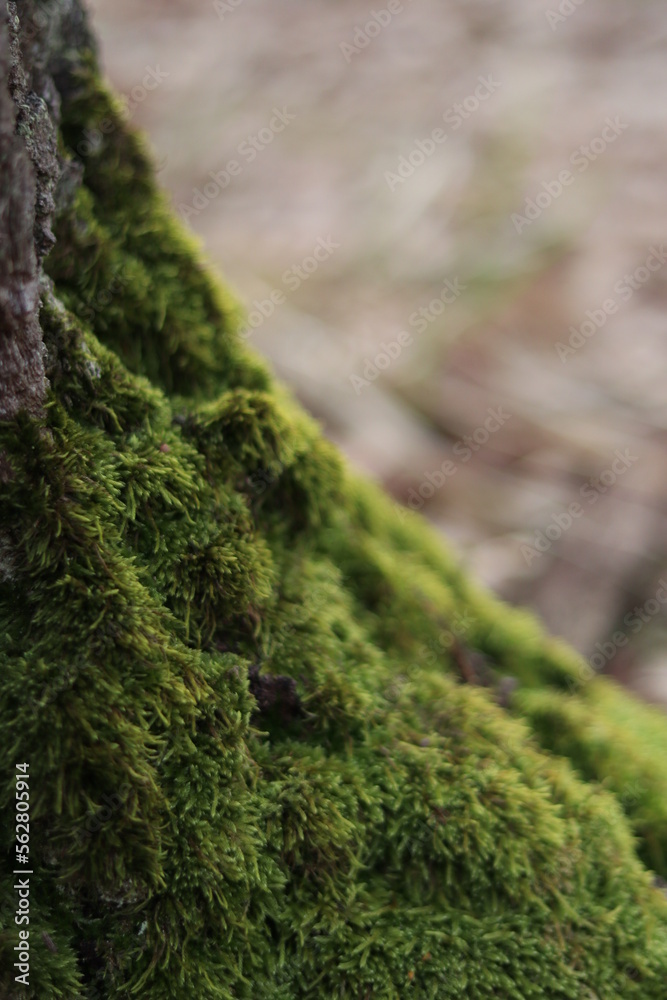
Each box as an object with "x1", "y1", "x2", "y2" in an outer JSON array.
[{"x1": 1, "y1": 52, "x2": 667, "y2": 1000}]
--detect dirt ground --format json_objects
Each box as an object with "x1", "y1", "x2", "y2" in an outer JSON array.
[{"x1": 87, "y1": 0, "x2": 667, "y2": 706}]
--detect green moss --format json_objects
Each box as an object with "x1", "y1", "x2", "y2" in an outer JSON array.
[
  {"x1": 1, "y1": 60, "x2": 667, "y2": 998},
  {"x1": 515, "y1": 679, "x2": 667, "y2": 874}
]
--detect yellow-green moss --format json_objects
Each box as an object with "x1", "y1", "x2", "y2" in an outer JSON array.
[{"x1": 1, "y1": 62, "x2": 667, "y2": 999}]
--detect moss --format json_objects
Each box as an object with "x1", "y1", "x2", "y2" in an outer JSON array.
[
  {"x1": 1, "y1": 59, "x2": 667, "y2": 999},
  {"x1": 515, "y1": 679, "x2": 667, "y2": 874}
]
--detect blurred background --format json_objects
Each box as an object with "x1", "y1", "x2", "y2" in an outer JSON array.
[{"x1": 87, "y1": 0, "x2": 667, "y2": 708}]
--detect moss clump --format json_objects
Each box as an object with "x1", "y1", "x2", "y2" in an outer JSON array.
[{"x1": 1, "y1": 59, "x2": 667, "y2": 1000}]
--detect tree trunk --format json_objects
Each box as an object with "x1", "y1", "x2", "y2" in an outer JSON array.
[
  {"x1": 0, "y1": 2, "x2": 45, "y2": 419},
  {"x1": 1, "y1": 3, "x2": 667, "y2": 998}
]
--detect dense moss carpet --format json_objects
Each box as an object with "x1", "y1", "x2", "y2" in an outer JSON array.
[{"x1": 2, "y1": 60, "x2": 667, "y2": 999}]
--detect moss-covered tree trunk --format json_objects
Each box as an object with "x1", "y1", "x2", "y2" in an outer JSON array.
[{"x1": 2, "y1": 3, "x2": 667, "y2": 998}]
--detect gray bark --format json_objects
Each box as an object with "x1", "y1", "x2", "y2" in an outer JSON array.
[{"x1": 0, "y1": 0, "x2": 91, "y2": 420}]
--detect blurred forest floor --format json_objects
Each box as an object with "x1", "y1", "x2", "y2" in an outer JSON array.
[{"x1": 88, "y1": 0, "x2": 667, "y2": 707}]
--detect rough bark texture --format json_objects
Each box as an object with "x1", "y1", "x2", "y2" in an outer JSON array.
[
  {"x1": 1, "y1": 3, "x2": 667, "y2": 999},
  {"x1": 1, "y1": 2, "x2": 46, "y2": 418},
  {"x1": 0, "y1": 0, "x2": 92, "y2": 420}
]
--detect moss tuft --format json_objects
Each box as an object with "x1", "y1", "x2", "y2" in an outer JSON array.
[{"x1": 1, "y1": 58, "x2": 667, "y2": 999}]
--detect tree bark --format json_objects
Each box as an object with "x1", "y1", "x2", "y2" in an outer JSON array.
[
  {"x1": 0, "y1": 0, "x2": 90, "y2": 420},
  {"x1": 2, "y1": 5, "x2": 667, "y2": 998}
]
